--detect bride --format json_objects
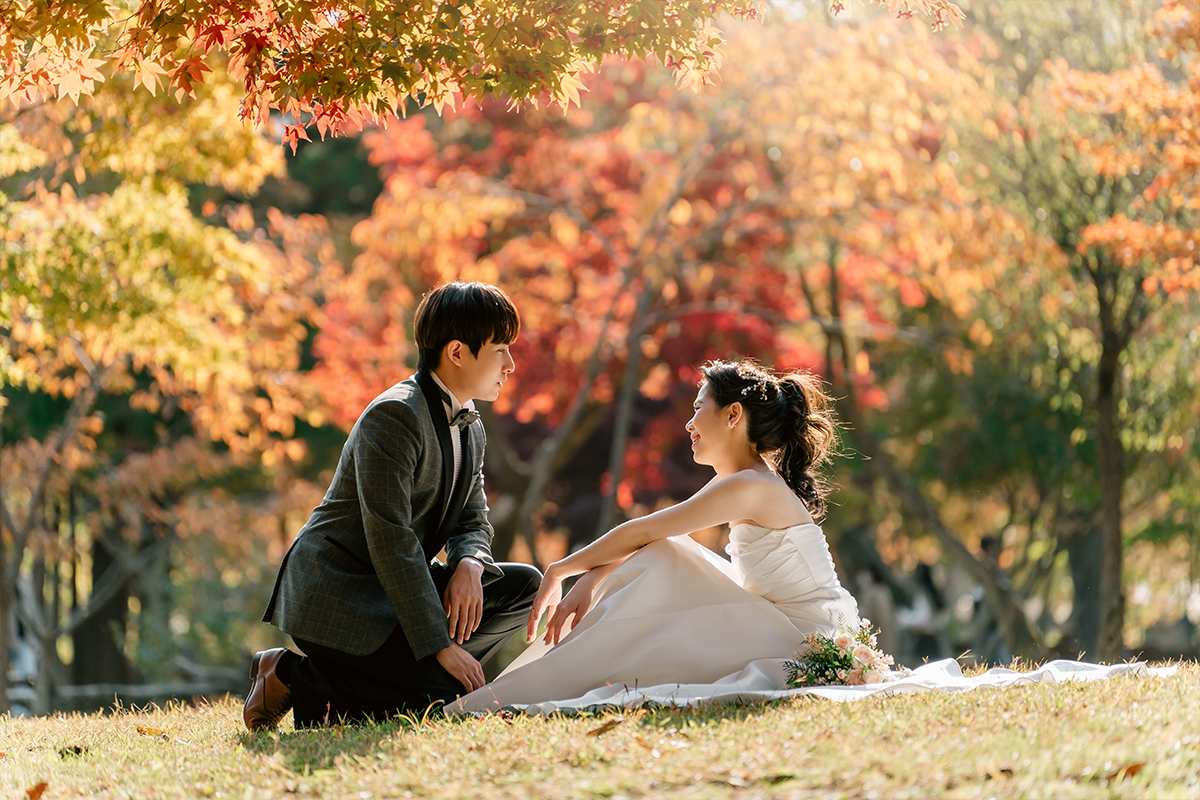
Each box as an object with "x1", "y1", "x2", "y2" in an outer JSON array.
[{"x1": 448, "y1": 359, "x2": 861, "y2": 713}]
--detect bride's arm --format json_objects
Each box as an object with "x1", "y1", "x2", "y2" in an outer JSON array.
[
  {"x1": 525, "y1": 472, "x2": 769, "y2": 639},
  {"x1": 556, "y1": 471, "x2": 763, "y2": 576}
]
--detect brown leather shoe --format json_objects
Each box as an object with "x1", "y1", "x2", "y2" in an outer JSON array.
[{"x1": 243, "y1": 648, "x2": 293, "y2": 731}]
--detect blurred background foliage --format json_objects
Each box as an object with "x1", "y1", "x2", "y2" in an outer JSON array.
[{"x1": 2, "y1": 0, "x2": 1197, "y2": 714}]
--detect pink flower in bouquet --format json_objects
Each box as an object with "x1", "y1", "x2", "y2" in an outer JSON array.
[
  {"x1": 865, "y1": 668, "x2": 887, "y2": 684},
  {"x1": 847, "y1": 667, "x2": 865, "y2": 685},
  {"x1": 833, "y1": 633, "x2": 853, "y2": 650},
  {"x1": 852, "y1": 644, "x2": 874, "y2": 664}
]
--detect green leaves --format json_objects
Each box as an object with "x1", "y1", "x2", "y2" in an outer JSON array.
[{"x1": 0, "y1": 0, "x2": 957, "y2": 142}]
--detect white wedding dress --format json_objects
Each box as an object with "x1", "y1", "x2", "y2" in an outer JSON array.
[
  {"x1": 448, "y1": 522, "x2": 860, "y2": 714},
  {"x1": 447, "y1": 522, "x2": 1178, "y2": 715}
]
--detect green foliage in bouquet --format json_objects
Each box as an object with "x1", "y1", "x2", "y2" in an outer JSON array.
[{"x1": 785, "y1": 618, "x2": 909, "y2": 687}]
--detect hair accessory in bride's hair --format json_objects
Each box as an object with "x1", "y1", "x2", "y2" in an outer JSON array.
[{"x1": 738, "y1": 372, "x2": 773, "y2": 401}]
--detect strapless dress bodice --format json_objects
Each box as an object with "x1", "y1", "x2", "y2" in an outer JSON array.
[{"x1": 726, "y1": 522, "x2": 859, "y2": 636}]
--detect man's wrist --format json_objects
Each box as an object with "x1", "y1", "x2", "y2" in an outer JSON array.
[{"x1": 458, "y1": 556, "x2": 485, "y2": 575}]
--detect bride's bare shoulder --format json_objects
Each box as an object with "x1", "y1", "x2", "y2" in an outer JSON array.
[{"x1": 724, "y1": 468, "x2": 814, "y2": 527}]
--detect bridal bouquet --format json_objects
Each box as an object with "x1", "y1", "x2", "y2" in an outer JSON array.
[{"x1": 784, "y1": 619, "x2": 910, "y2": 687}]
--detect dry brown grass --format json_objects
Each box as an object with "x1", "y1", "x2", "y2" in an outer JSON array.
[{"x1": 2, "y1": 661, "x2": 1197, "y2": 799}]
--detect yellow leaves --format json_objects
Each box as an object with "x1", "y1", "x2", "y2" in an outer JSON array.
[
  {"x1": 549, "y1": 212, "x2": 580, "y2": 248},
  {"x1": 133, "y1": 59, "x2": 168, "y2": 96},
  {"x1": 0, "y1": 125, "x2": 48, "y2": 178},
  {"x1": 557, "y1": 70, "x2": 587, "y2": 109},
  {"x1": 968, "y1": 318, "x2": 994, "y2": 348},
  {"x1": 55, "y1": 54, "x2": 107, "y2": 104},
  {"x1": 668, "y1": 198, "x2": 692, "y2": 227}
]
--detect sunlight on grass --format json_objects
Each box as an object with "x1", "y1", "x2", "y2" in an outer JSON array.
[{"x1": 2, "y1": 662, "x2": 1197, "y2": 799}]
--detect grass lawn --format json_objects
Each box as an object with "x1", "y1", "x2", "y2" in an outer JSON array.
[{"x1": 2, "y1": 661, "x2": 1197, "y2": 799}]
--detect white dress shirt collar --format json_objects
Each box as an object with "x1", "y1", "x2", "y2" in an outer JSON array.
[{"x1": 429, "y1": 371, "x2": 475, "y2": 419}]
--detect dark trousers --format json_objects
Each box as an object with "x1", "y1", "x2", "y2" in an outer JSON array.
[{"x1": 284, "y1": 562, "x2": 540, "y2": 726}]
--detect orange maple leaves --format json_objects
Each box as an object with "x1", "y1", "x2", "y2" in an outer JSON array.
[
  {"x1": 1051, "y1": 0, "x2": 1200, "y2": 296},
  {"x1": 0, "y1": 0, "x2": 963, "y2": 141}
]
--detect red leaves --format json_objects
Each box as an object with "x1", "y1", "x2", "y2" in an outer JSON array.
[
  {"x1": 282, "y1": 124, "x2": 312, "y2": 156},
  {"x1": 3, "y1": 0, "x2": 958, "y2": 144},
  {"x1": 26, "y1": 783, "x2": 48, "y2": 800},
  {"x1": 170, "y1": 56, "x2": 212, "y2": 101}
]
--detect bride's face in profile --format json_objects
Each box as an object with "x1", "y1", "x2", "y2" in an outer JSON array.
[{"x1": 686, "y1": 383, "x2": 734, "y2": 467}]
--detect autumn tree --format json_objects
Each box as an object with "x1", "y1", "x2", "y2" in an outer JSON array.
[
  {"x1": 0, "y1": 0, "x2": 963, "y2": 144},
  {"x1": 1046, "y1": 17, "x2": 1200, "y2": 659},
  {"x1": 940, "y1": 0, "x2": 1200, "y2": 660},
  {"x1": 315, "y1": 9, "x2": 1063, "y2": 631},
  {"x1": 314, "y1": 57, "x2": 809, "y2": 565},
  {"x1": 0, "y1": 64, "x2": 327, "y2": 713}
]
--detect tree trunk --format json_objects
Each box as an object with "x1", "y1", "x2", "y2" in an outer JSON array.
[
  {"x1": 593, "y1": 281, "x2": 656, "y2": 540},
  {"x1": 71, "y1": 526, "x2": 134, "y2": 685},
  {"x1": 0, "y1": 396, "x2": 10, "y2": 715},
  {"x1": 0, "y1": 533, "x2": 10, "y2": 716},
  {"x1": 34, "y1": 628, "x2": 54, "y2": 716},
  {"x1": 1068, "y1": 524, "x2": 1103, "y2": 659},
  {"x1": 802, "y1": 248, "x2": 1043, "y2": 658},
  {"x1": 1095, "y1": 340, "x2": 1126, "y2": 661}
]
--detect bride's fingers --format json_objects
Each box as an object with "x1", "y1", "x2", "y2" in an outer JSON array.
[
  {"x1": 541, "y1": 604, "x2": 559, "y2": 643},
  {"x1": 545, "y1": 605, "x2": 577, "y2": 646},
  {"x1": 526, "y1": 591, "x2": 551, "y2": 641},
  {"x1": 525, "y1": 604, "x2": 542, "y2": 642},
  {"x1": 544, "y1": 607, "x2": 563, "y2": 645}
]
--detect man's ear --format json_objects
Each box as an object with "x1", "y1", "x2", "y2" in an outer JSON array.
[{"x1": 443, "y1": 339, "x2": 465, "y2": 368}]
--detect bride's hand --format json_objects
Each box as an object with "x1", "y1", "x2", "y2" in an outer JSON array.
[
  {"x1": 526, "y1": 564, "x2": 564, "y2": 642},
  {"x1": 543, "y1": 571, "x2": 599, "y2": 646}
]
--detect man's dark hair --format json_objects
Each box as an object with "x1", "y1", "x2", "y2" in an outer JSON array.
[{"x1": 414, "y1": 281, "x2": 520, "y2": 372}]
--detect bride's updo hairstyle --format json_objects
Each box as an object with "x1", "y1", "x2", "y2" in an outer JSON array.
[{"x1": 699, "y1": 359, "x2": 838, "y2": 518}]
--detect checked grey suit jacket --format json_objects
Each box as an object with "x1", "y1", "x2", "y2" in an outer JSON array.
[{"x1": 263, "y1": 372, "x2": 503, "y2": 661}]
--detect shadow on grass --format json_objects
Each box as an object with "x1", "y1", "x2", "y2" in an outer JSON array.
[
  {"x1": 241, "y1": 696, "x2": 798, "y2": 773},
  {"x1": 241, "y1": 711, "x2": 434, "y2": 772},
  {"x1": 630, "y1": 696, "x2": 807, "y2": 729}
]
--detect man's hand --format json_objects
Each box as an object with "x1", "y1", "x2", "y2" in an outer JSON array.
[
  {"x1": 444, "y1": 557, "x2": 485, "y2": 644},
  {"x1": 435, "y1": 643, "x2": 485, "y2": 693}
]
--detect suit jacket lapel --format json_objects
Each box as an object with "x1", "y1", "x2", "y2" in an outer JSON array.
[
  {"x1": 439, "y1": 428, "x2": 473, "y2": 540},
  {"x1": 416, "y1": 370, "x2": 455, "y2": 532}
]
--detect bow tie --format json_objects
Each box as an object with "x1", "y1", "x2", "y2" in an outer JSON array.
[{"x1": 450, "y1": 408, "x2": 480, "y2": 430}]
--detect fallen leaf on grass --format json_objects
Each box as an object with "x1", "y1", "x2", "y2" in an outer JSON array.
[
  {"x1": 762, "y1": 774, "x2": 797, "y2": 785},
  {"x1": 58, "y1": 745, "x2": 89, "y2": 758},
  {"x1": 1106, "y1": 763, "x2": 1144, "y2": 782},
  {"x1": 27, "y1": 782, "x2": 48, "y2": 800},
  {"x1": 586, "y1": 718, "x2": 625, "y2": 737},
  {"x1": 137, "y1": 727, "x2": 169, "y2": 740},
  {"x1": 711, "y1": 774, "x2": 793, "y2": 788}
]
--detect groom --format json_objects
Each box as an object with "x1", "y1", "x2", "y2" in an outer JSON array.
[{"x1": 244, "y1": 281, "x2": 541, "y2": 729}]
